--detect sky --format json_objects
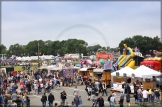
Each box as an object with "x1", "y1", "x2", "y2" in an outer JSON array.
[{"x1": 1, "y1": 1, "x2": 161, "y2": 49}]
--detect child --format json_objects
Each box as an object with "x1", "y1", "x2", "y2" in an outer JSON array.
[
  {"x1": 138, "y1": 95, "x2": 142, "y2": 106},
  {"x1": 79, "y1": 96, "x2": 83, "y2": 106}
]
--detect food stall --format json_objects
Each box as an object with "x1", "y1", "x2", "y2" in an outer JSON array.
[{"x1": 93, "y1": 68, "x2": 103, "y2": 82}]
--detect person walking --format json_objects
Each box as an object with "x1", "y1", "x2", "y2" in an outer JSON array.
[
  {"x1": 102, "y1": 82, "x2": 107, "y2": 96},
  {"x1": 97, "y1": 95, "x2": 104, "y2": 107},
  {"x1": 60, "y1": 90, "x2": 67, "y2": 105},
  {"x1": 110, "y1": 93, "x2": 116, "y2": 107},
  {"x1": 74, "y1": 95, "x2": 80, "y2": 107},
  {"x1": 107, "y1": 94, "x2": 112, "y2": 107},
  {"x1": 41, "y1": 93, "x2": 47, "y2": 107},
  {"x1": 48, "y1": 92, "x2": 55, "y2": 107},
  {"x1": 142, "y1": 89, "x2": 148, "y2": 107}
]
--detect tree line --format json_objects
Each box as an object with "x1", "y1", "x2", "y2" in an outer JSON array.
[{"x1": 0, "y1": 35, "x2": 162, "y2": 57}]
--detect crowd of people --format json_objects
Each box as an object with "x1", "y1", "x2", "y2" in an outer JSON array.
[{"x1": 0, "y1": 66, "x2": 161, "y2": 107}]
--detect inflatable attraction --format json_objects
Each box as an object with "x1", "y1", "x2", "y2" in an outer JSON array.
[
  {"x1": 113, "y1": 44, "x2": 135, "y2": 71},
  {"x1": 140, "y1": 50, "x2": 162, "y2": 72}
]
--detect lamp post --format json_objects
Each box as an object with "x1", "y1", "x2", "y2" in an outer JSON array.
[{"x1": 38, "y1": 42, "x2": 40, "y2": 67}]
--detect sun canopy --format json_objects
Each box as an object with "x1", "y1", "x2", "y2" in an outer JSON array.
[
  {"x1": 134, "y1": 65, "x2": 161, "y2": 78},
  {"x1": 111, "y1": 66, "x2": 135, "y2": 77},
  {"x1": 80, "y1": 68, "x2": 88, "y2": 71},
  {"x1": 93, "y1": 68, "x2": 104, "y2": 73}
]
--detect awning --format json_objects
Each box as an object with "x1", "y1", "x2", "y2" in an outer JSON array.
[
  {"x1": 93, "y1": 68, "x2": 104, "y2": 73},
  {"x1": 80, "y1": 68, "x2": 88, "y2": 71}
]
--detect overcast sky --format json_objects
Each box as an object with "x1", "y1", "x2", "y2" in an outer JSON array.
[{"x1": 2, "y1": 1, "x2": 161, "y2": 49}]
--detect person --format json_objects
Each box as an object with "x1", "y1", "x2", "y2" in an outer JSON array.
[
  {"x1": 60, "y1": 90, "x2": 67, "y2": 105},
  {"x1": 102, "y1": 82, "x2": 107, "y2": 96},
  {"x1": 137, "y1": 95, "x2": 142, "y2": 106},
  {"x1": 110, "y1": 93, "x2": 116, "y2": 107},
  {"x1": 64, "y1": 102, "x2": 69, "y2": 107},
  {"x1": 87, "y1": 86, "x2": 91, "y2": 100},
  {"x1": 41, "y1": 93, "x2": 47, "y2": 107},
  {"x1": 54, "y1": 103, "x2": 58, "y2": 107},
  {"x1": 120, "y1": 91, "x2": 124, "y2": 101},
  {"x1": 26, "y1": 96, "x2": 30, "y2": 107},
  {"x1": 134, "y1": 87, "x2": 138, "y2": 103},
  {"x1": 12, "y1": 92, "x2": 17, "y2": 101},
  {"x1": 70, "y1": 101, "x2": 75, "y2": 107},
  {"x1": 73, "y1": 86, "x2": 79, "y2": 96},
  {"x1": 58, "y1": 102, "x2": 64, "y2": 107},
  {"x1": 79, "y1": 96, "x2": 82, "y2": 106},
  {"x1": 155, "y1": 88, "x2": 160, "y2": 103},
  {"x1": 74, "y1": 95, "x2": 80, "y2": 107},
  {"x1": 151, "y1": 89, "x2": 155, "y2": 106},
  {"x1": 142, "y1": 89, "x2": 148, "y2": 107},
  {"x1": 147, "y1": 88, "x2": 152, "y2": 103},
  {"x1": 118, "y1": 96, "x2": 124, "y2": 107},
  {"x1": 48, "y1": 92, "x2": 55, "y2": 107},
  {"x1": 107, "y1": 94, "x2": 112, "y2": 107},
  {"x1": 97, "y1": 95, "x2": 104, "y2": 107},
  {"x1": 126, "y1": 93, "x2": 130, "y2": 107},
  {"x1": 91, "y1": 88, "x2": 96, "y2": 103}
]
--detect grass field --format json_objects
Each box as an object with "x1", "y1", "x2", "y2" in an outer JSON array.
[{"x1": 0, "y1": 65, "x2": 36, "y2": 71}]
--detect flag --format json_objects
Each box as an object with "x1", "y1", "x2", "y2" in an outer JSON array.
[{"x1": 134, "y1": 47, "x2": 138, "y2": 52}]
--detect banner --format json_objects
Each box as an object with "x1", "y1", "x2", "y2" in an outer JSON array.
[
  {"x1": 62, "y1": 69, "x2": 74, "y2": 78},
  {"x1": 96, "y1": 54, "x2": 112, "y2": 59},
  {"x1": 104, "y1": 61, "x2": 112, "y2": 70}
]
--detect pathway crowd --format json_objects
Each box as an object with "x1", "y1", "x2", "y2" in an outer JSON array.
[{"x1": 0, "y1": 68, "x2": 161, "y2": 107}]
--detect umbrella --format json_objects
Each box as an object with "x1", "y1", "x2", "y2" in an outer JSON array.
[{"x1": 99, "y1": 59, "x2": 105, "y2": 65}]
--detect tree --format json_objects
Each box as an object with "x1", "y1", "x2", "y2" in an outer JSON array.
[
  {"x1": 118, "y1": 35, "x2": 162, "y2": 55},
  {"x1": 0, "y1": 44, "x2": 7, "y2": 54}
]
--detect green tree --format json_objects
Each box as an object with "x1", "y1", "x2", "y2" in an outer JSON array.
[{"x1": 0, "y1": 44, "x2": 7, "y2": 54}]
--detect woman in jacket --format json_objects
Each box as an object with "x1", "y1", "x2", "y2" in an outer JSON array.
[{"x1": 60, "y1": 90, "x2": 67, "y2": 105}]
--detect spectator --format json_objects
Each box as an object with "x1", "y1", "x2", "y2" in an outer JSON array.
[
  {"x1": 155, "y1": 88, "x2": 160, "y2": 103},
  {"x1": 41, "y1": 93, "x2": 47, "y2": 107},
  {"x1": 97, "y1": 95, "x2": 104, "y2": 107},
  {"x1": 142, "y1": 89, "x2": 148, "y2": 107},
  {"x1": 48, "y1": 92, "x2": 55, "y2": 107}
]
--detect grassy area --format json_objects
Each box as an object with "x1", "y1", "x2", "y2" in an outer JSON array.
[{"x1": 1, "y1": 65, "x2": 36, "y2": 72}]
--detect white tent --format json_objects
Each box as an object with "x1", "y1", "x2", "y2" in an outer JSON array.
[
  {"x1": 80, "y1": 68, "x2": 88, "y2": 71},
  {"x1": 111, "y1": 66, "x2": 135, "y2": 77},
  {"x1": 16, "y1": 57, "x2": 22, "y2": 61},
  {"x1": 134, "y1": 65, "x2": 161, "y2": 78}
]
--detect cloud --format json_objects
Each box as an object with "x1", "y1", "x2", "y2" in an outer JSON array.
[{"x1": 1, "y1": 1, "x2": 161, "y2": 49}]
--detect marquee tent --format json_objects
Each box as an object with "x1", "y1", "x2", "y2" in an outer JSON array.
[
  {"x1": 111, "y1": 66, "x2": 135, "y2": 77},
  {"x1": 134, "y1": 65, "x2": 161, "y2": 78},
  {"x1": 80, "y1": 68, "x2": 88, "y2": 71}
]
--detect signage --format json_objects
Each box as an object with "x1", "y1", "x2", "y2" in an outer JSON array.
[
  {"x1": 104, "y1": 61, "x2": 112, "y2": 70},
  {"x1": 62, "y1": 69, "x2": 74, "y2": 78},
  {"x1": 96, "y1": 54, "x2": 112, "y2": 59},
  {"x1": 65, "y1": 63, "x2": 70, "y2": 67}
]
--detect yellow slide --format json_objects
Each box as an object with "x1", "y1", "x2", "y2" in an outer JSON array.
[
  {"x1": 124, "y1": 59, "x2": 133, "y2": 66},
  {"x1": 118, "y1": 55, "x2": 124, "y2": 61},
  {"x1": 118, "y1": 56, "x2": 126, "y2": 66},
  {"x1": 127, "y1": 60, "x2": 135, "y2": 69},
  {"x1": 118, "y1": 55, "x2": 131, "y2": 67}
]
